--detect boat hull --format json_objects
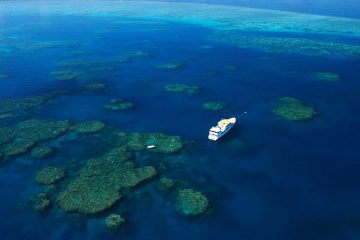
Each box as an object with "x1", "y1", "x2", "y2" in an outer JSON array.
[{"x1": 208, "y1": 117, "x2": 236, "y2": 141}]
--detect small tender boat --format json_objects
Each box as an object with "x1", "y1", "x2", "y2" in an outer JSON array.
[{"x1": 208, "y1": 117, "x2": 236, "y2": 141}]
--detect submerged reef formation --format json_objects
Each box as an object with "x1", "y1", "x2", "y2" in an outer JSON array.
[
  {"x1": 273, "y1": 97, "x2": 316, "y2": 121},
  {"x1": 57, "y1": 60, "x2": 118, "y2": 68},
  {"x1": 105, "y1": 214, "x2": 125, "y2": 230},
  {"x1": 105, "y1": 99, "x2": 134, "y2": 111},
  {"x1": 31, "y1": 193, "x2": 51, "y2": 212},
  {"x1": 164, "y1": 84, "x2": 199, "y2": 95},
  {"x1": 2, "y1": 38, "x2": 79, "y2": 53},
  {"x1": 203, "y1": 101, "x2": 227, "y2": 111},
  {"x1": 0, "y1": 73, "x2": 9, "y2": 80},
  {"x1": 175, "y1": 189, "x2": 209, "y2": 217},
  {"x1": 58, "y1": 147, "x2": 157, "y2": 214},
  {"x1": 0, "y1": 119, "x2": 69, "y2": 157},
  {"x1": 0, "y1": 93, "x2": 52, "y2": 115},
  {"x1": 157, "y1": 62, "x2": 185, "y2": 70},
  {"x1": 210, "y1": 31, "x2": 360, "y2": 58},
  {"x1": 0, "y1": 90, "x2": 68, "y2": 117},
  {"x1": 225, "y1": 65, "x2": 239, "y2": 71},
  {"x1": 0, "y1": 113, "x2": 14, "y2": 120},
  {"x1": 56, "y1": 60, "x2": 118, "y2": 74},
  {"x1": 82, "y1": 81, "x2": 107, "y2": 91},
  {"x1": 200, "y1": 45, "x2": 213, "y2": 49},
  {"x1": 53, "y1": 59, "x2": 120, "y2": 83},
  {"x1": 159, "y1": 177, "x2": 176, "y2": 191},
  {"x1": 5, "y1": 1, "x2": 360, "y2": 36},
  {"x1": 125, "y1": 50, "x2": 150, "y2": 61},
  {"x1": 51, "y1": 70, "x2": 85, "y2": 81},
  {"x1": 312, "y1": 72, "x2": 341, "y2": 81},
  {"x1": 36, "y1": 167, "x2": 66, "y2": 185},
  {"x1": 2, "y1": 140, "x2": 35, "y2": 157},
  {"x1": 25, "y1": 41, "x2": 78, "y2": 52},
  {"x1": 0, "y1": 127, "x2": 14, "y2": 145},
  {"x1": 31, "y1": 146, "x2": 53, "y2": 159},
  {"x1": 126, "y1": 133, "x2": 184, "y2": 154},
  {"x1": 72, "y1": 120, "x2": 106, "y2": 134}
]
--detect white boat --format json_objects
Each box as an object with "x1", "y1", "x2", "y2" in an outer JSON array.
[{"x1": 208, "y1": 117, "x2": 236, "y2": 141}]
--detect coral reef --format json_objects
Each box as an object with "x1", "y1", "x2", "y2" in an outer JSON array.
[
  {"x1": 117, "y1": 131, "x2": 127, "y2": 138},
  {"x1": 0, "y1": 127, "x2": 15, "y2": 145},
  {"x1": 126, "y1": 133, "x2": 184, "y2": 154},
  {"x1": 82, "y1": 81, "x2": 107, "y2": 91},
  {"x1": 58, "y1": 147, "x2": 157, "y2": 214},
  {"x1": 0, "y1": 119, "x2": 69, "y2": 157},
  {"x1": 105, "y1": 214, "x2": 125, "y2": 230},
  {"x1": 104, "y1": 99, "x2": 134, "y2": 111},
  {"x1": 225, "y1": 65, "x2": 239, "y2": 71},
  {"x1": 210, "y1": 31, "x2": 360, "y2": 58},
  {"x1": 0, "y1": 73, "x2": 9, "y2": 80},
  {"x1": 72, "y1": 120, "x2": 106, "y2": 134},
  {"x1": 36, "y1": 167, "x2": 66, "y2": 185},
  {"x1": 43, "y1": 184, "x2": 58, "y2": 196},
  {"x1": 54, "y1": 59, "x2": 119, "y2": 82},
  {"x1": 6, "y1": 1, "x2": 360, "y2": 36},
  {"x1": 159, "y1": 177, "x2": 176, "y2": 191},
  {"x1": 312, "y1": 72, "x2": 341, "y2": 81},
  {"x1": 57, "y1": 60, "x2": 119, "y2": 69},
  {"x1": 4, "y1": 141, "x2": 36, "y2": 156},
  {"x1": 32, "y1": 193, "x2": 51, "y2": 212},
  {"x1": 3, "y1": 38, "x2": 79, "y2": 53},
  {"x1": 175, "y1": 189, "x2": 209, "y2": 216},
  {"x1": 157, "y1": 62, "x2": 185, "y2": 70},
  {"x1": 164, "y1": 84, "x2": 199, "y2": 95},
  {"x1": 26, "y1": 41, "x2": 79, "y2": 52},
  {"x1": 31, "y1": 146, "x2": 53, "y2": 158},
  {"x1": 272, "y1": 97, "x2": 316, "y2": 121},
  {"x1": 0, "y1": 94, "x2": 51, "y2": 114},
  {"x1": 0, "y1": 113, "x2": 14, "y2": 120},
  {"x1": 203, "y1": 101, "x2": 227, "y2": 111},
  {"x1": 0, "y1": 90, "x2": 67, "y2": 116},
  {"x1": 14, "y1": 119, "x2": 69, "y2": 141},
  {"x1": 51, "y1": 70, "x2": 85, "y2": 81},
  {"x1": 200, "y1": 45, "x2": 213, "y2": 49},
  {"x1": 125, "y1": 50, "x2": 150, "y2": 60}
]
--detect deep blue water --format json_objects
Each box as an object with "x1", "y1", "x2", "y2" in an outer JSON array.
[{"x1": 1, "y1": 10, "x2": 360, "y2": 240}]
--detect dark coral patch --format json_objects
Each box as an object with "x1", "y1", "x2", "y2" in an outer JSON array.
[
  {"x1": 58, "y1": 147, "x2": 157, "y2": 214},
  {"x1": 175, "y1": 189, "x2": 209, "y2": 217},
  {"x1": 31, "y1": 146, "x2": 54, "y2": 159},
  {"x1": 72, "y1": 120, "x2": 106, "y2": 134},
  {"x1": 126, "y1": 132, "x2": 184, "y2": 154},
  {"x1": 105, "y1": 214, "x2": 125, "y2": 230},
  {"x1": 164, "y1": 84, "x2": 199, "y2": 95},
  {"x1": 203, "y1": 101, "x2": 227, "y2": 111},
  {"x1": 0, "y1": 119, "x2": 69, "y2": 157},
  {"x1": 105, "y1": 99, "x2": 134, "y2": 111},
  {"x1": 36, "y1": 167, "x2": 66, "y2": 185},
  {"x1": 31, "y1": 193, "x2": 51, "y2": 212},
  {"x1": 272, "y1": 97, "x2": 316, "y2": 121}
]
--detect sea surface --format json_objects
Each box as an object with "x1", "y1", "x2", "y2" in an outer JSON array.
[
  {"x1": 136, "y1": 0, "x2": 360, "y2": 19},
  {"x1": 0, "y1": 1, "x2": 360, "y2": 240}
]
